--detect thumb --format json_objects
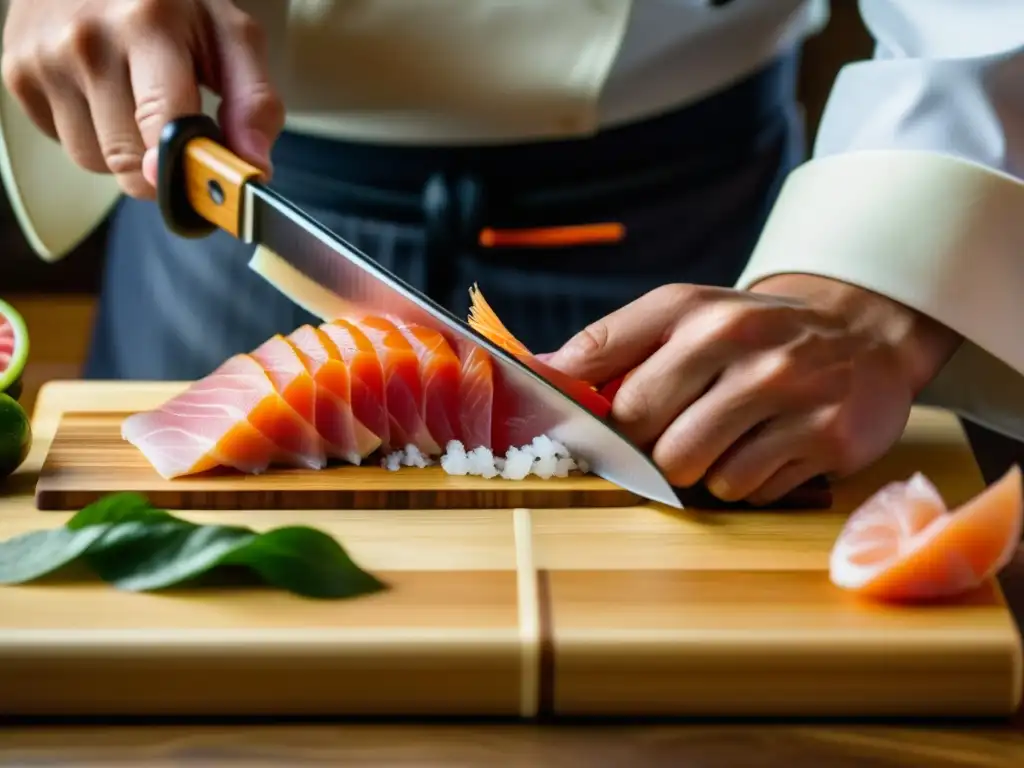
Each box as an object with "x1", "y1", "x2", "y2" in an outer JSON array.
[
  {"x1": 545, "y1": 320, "x2": 652, "y2": 385},
  {"x1": 210, "y1": 11, "x2": 285, "y2": 178},
  {"x1": 545, "y1": 290, "x2": 683, "y2": 383}
]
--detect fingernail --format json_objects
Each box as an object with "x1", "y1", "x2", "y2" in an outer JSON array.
[
  {"x1": 534, "y1": 352, "x2": 555, "y2": 363},
  {"x1": 245, "y1": 131, "x2": 273, "y2": 175},
  {"x1": 142, "y1": 148, "x2": 158, "y2": 187},
  {"x1": 707, "y1": 477, "x2": 732, "y2": 500}
]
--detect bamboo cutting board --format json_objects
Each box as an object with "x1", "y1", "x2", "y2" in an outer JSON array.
[
  {"x1": 0, "y1": 381, "x2": 1021, "y2": 718},
  {"x1": 32, "y1": 384, "x2": 831, "y2": 511},
  {"x1": 34, "y1": 410, "x2": 640, "y2": 510}
]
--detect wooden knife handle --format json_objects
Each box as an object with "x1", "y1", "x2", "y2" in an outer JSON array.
[{"x1": 156, "y1": 115, "x2": 263, "y2": 239}]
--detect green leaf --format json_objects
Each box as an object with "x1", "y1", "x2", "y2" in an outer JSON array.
[
  {"x1": 85, "y1": 521, "x2": 257, "y2": 591},
  {"x1": 66, "y1": 491, "x2": 174, "y2": 529},
  {"x1": 221, "y1": 526, "x2": 388, "y2": 599},
  {"x1": 0, "y1": 525, "x2": 110, "y2": 583},
  {"x1": 0, "y1": 493, "x2": 387, "y2": 599}
]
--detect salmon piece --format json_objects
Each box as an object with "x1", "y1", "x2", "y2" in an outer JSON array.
[
  {"x1": 392, "y1": 319, "x2": 462, "y2": 448},
  {"x1": 122, "y1": 354, "x2": 323, "y2": 478},
  {"x1": 467, "y1": 284, "x2": 612, "y2": 420},
  {"x1": 288, "y1": 324, "x2": 381, "y2": 463},
  {"x1": 456, "y1": 342, "x2": 493, "y2": 450},
  {"x1": 250, "y1": 334, "x2": 327, "y2": 466},
  {"x1": 829, "y1": 466, "x2": 1023, "y2": 601},
  {"x1": 348, "y1": 316, "x2": 440, "y2": 454},
  {"x1": 320, "y1": 318, "x2": 391, "y2": 450}
]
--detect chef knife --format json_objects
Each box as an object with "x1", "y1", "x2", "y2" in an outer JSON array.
[{"x1": 155, "y1": 115, "x2": 683, "y2": 509}]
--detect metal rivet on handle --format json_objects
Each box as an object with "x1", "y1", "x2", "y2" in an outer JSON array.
[{"x1": 207, "y1": 180, "x2": 225, "y2": 206}]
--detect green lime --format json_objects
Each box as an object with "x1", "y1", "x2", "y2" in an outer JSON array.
[
  {"x1": 0, "y1": 392, "x2": 31, "y2": 479},
  {"x1": 0, "y1": 297, "x2": 29, "y2": 399}
]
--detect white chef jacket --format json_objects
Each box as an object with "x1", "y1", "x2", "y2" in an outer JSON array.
[{"x1": 1, "y1": 0, "x2": 1022, "y2": 444}]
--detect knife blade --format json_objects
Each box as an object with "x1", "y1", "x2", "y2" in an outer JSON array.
[{"x1": 155, "y1": 115, "x2": 683, "y2": 509}]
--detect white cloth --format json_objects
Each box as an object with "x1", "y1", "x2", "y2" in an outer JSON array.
[
  {"x1": 735, "y1": 0, "x2": 1024, "y2": 443},
  {"x1": 256, "y1": 0, "x2": 827, "y2": 143}
]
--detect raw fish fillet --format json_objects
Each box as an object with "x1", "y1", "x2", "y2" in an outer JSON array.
[
  {"x1": 123, "y1": 303, "x2": 571, "y2": 478},
  {"x1": 348, "y1": 316, "x2": 440, "y2": 454},
  {"x1": 393, "y1": 319, "x2": 462, "y2": 448},
  {"x1": 829, "y1": 466, "x2": 1023, "y2": 601},
  {"x1": 320, "y1": 318, "x2": 391, "y2": 450},
  {"x1": 250, "y1": 334, "x2": 327, "y2": 466},
  {"x1": 455, "y1": 342, "x2": 493, "y2": 450},
  {"x1": 288, "y1": 324, "x2": 381, "y2": 463},
  {"x1": 467, "y1": 284, "x2": 612, "y2": 419},
  {"x1": 122, "y1": 354, "x2": 321, "y2": 478}
]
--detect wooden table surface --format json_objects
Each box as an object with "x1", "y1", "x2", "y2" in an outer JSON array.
[{"x1": 2, "y1": 384, "x2": 1023, "y2": 767}]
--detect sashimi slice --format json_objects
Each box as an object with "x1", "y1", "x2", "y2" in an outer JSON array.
[
  {"x1": 456, "y1": 343, "x2": 493, "y2": 450},
  {"x1": 121, "y1": 355, "x2": 306, "y2": 478},
  {"x1": 829, "y1": 466, "x2": 1024, "y2": 601},
  {"x1": 392, "y1": 319, "x2": 462, "y2": 447},
  {"x1": 288, "y1": 324, "x2": 381, "y2": 463},
  {"x1": 320, "y1": 318, "x2": 391, "y2": 450},
  {"x1": 348, "y1": 316, "x2": 440, "y2": 454},
  {"x1": 467, "y1": 284, "x2": 612, "y2": 419},
  {"x1": 212, "y1": 355, "x2": 326, "y2": 470},
  {"x1": 250, "y1": 334, "x2": 327, "y2": 467}
]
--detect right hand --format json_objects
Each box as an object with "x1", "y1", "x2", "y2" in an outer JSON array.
[{"x1": 1, "y1": 0, "x2": 284, "y2": 198}]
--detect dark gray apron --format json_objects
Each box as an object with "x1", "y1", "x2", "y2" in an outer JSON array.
[{"x1": 85, "y1": 52, "x2": 804, "y2": 381}]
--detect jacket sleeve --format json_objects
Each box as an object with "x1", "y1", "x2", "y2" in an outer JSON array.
[{"x1": 734, "y1": 0, "x2": 1024, "y2": 443}]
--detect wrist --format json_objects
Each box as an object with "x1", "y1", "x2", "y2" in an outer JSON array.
[{"x1": 749, "y1": 273, "x2": 963, "y2": 395}]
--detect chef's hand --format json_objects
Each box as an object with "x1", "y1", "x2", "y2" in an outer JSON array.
[
  {"x1": 544, "y1": 275, "x2": 963, "y2": 504},
  {"x1": 1, "y1": 0, "x2": 283, "y2": 199}
]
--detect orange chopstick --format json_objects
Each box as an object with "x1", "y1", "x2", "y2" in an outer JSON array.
[{"x1": 478, "y1": 222, "x2": 625, "y2": 248}]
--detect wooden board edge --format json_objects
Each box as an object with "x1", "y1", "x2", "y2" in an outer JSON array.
[
  {"x1": 33, "y1": 485, "x2": 642, "y2": 511},
  {"x1": 34, "y1": 412, "x2": 831, "y2": 511}
]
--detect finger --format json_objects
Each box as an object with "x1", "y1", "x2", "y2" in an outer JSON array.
[
  {"x1": 545, "y1": 284, "x2": 700, "y2": 383},
  {"x1": 609, "y1": 328, "x2": 726, "y2": 448},
  {"x1": 746, "y1": 459, "x2": 825, "y2": 507},
  {"x1": 652, "y1": 370, "x2": 778, "y2": 488},
  {"x1": 1, "y1": 59, "x2": 57, "y2": 139},
  {"x1": 211, "y1": 9, "x2": 284, "y2": 176},
  {"x1": 703, "y1": 411, "x2": 815, "y2": 501},
  {"x1": 129, "y1": 35, "x2": 200, "y2": 189},
  {"x1": 36, "y1": 65, "x2": 107, "y2": 173},
  {"x1": 653, "y1": 330, "x2": 863, "y2": 489},
  {"x1": 83, "y1": 58, "x2": 150, "y2": 198},
  {"x1": 128, "y1": 35, "x2": 201, "y2": 151}
]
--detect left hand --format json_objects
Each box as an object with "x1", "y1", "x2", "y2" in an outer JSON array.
[{"x1": 543, "y1": 275, "x2": 962, "y2": 504}]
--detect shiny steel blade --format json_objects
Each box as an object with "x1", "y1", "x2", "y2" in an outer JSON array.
[{"x1": 241, "y1": 184, "x2": 682, "y2": 508}]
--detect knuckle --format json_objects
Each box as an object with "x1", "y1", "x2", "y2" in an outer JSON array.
[
  {"x1": 120, "y1": 0, "x2": 176, "y2": 31},
  {"x1": 134, "y1": 92, "x2": 172, "y2": 133},
  {"x1": 698, "y1": 303, "x2": 749, "y2": 346},
  {"x1": 102, "y1": 140, "x2": 143, "y2": 176},
  {"x1": 752, "y1": 349, "x2": 800, "y2": 392},
  {"x1": 1, "y1": 54, "x2": 34, "y2": 97},
  {"x1": 53, "y1": 18, "x2": 109, "y2": 73},
  {"x1": 569, "y1": 322, "x2": 610, "y2": 359},
  {"x1": 652, "y1": 282, "x2": 694, "y2": 307}
]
